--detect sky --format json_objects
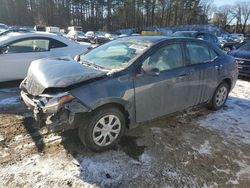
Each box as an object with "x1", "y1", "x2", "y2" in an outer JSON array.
[{"x1": 213, "y1": 0, "x2": 239, "y2": 6}]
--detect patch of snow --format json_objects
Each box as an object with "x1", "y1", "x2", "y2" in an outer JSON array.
[
  {"x1": 0, "y1": 88, "x2": 17, "y2": 93},
  {"x1": 139, "y1": 152, "x2": 152, "y2": 165},
  {"x1": 0, "y1": 149, "x2": 9, "y2": 158},
  {"x1": 15, "y1": 112, "x2": 32, "y2": 120},
  {"x1": 192, "y1": 140, "x2": 212, "y2": 155},
  {"x1": 79, "y1": 151, "x2": 138, "y2": 187},
  {"x1": 0, "y1": 154, "x2": 91, "y2": 188},
  {"x1": 21, "y1": 154, "x2": 41, "y2": 168},
  {"x1": 44, "y1": 135, "x2": 62, "y2": 144},
  {"x1": 198, "y1": 80, "x2": 250, "y2": 144},
  {"x1": 151, "y1": 127, "x2": 162, "y2": 134},
  {"x1": 234, "y1": 160, "x2": 250, "y2": 181},
  {"x1": 14, "y1": 135, "x2": 24, "y2": 141},
  {"x1": 227, "y1": 179, "x2": 239, "y2": 185},
  {"x1": 0, "y1": 134, "x2": 4, "y2": 142},
  {"x1": 213, "y1": 166, "x2": 230, "y2": 174},
  {"x1": 225, "y1": 159, "x2": 250, "y2": 185},
  {"x1": 0, "y1": 96, "x2": 19, "y2": 105}
]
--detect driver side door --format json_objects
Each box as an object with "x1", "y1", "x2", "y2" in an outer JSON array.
[{"x1": 134, "y1": 42, "x2": 190, "y2": 122}]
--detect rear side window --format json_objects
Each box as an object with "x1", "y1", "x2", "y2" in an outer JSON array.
[
  {"x1": 50, "y1": 39, "x2": 67, "y2": 49},
  {"x1": 2, "y1": 39, "x2": 49, "y2": 54},
  {"x1": 186, "y1": 43, "x2": 216, "y2": 65}
]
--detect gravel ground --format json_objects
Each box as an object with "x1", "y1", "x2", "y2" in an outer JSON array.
[{"x1": 0, "y1": 78, "x2": 250, "y2": 188}]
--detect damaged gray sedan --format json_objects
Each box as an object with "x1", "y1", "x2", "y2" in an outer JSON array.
[{"x1": 20, "y1": 36, "x2": 238, "y2": 151}]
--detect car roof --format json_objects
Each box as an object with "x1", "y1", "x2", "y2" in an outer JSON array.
[{"x1": 0, "y1": 32, "x2": 80, "y2": 46}]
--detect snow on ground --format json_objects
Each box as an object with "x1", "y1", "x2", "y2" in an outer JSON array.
[
  {"x1": 0, "y1": 96, "x2": 19, "y2": 105},
  {"x1": 192, "y1": 140, "x2": 212, "y2": 155},
  {"x1": 0, "y1": 153, "x2": 93, "y2": 188},
  {"x1": 0, "y1": 87, "x2": 20, "y2": 105},
  {"x1": 0, "y1": 79, "x2": 250, "y2": 187},
  {"x1": 199, "y1": 79, "x2": 250, "y2": 144}
]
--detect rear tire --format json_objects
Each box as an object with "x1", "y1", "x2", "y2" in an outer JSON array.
[
  {"x1": 78, "y1": 106, "x2": 126, "y2": 152},
  {"x1": 209, "y1": 82, "x2": 229, "y2": 110}
]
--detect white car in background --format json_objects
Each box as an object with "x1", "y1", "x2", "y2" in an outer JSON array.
[
  {"x1": 67, "y1": 30, "x2": 90, "y2": 43},
  {"x1": 0, "y1": 32, "x2": 91, "y2": 82},
  {"x1": 0, "y1": 23, "x2": 8, "y2": 32}
]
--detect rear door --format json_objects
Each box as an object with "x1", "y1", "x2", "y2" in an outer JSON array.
[
  {"x1": 0, "y1": 38, "x2": 50, "y2": 81},
  {"x1": 134, "y1": 42, "x2": 191, "y2": 122},
  {"x1": 184, "y1": 42, "x2": 221, "y2": 106}
]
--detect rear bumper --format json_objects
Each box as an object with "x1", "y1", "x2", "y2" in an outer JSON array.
[
  {"x1": 236, "y1": 58, "x2": 250, "y2": 77},
  {"x1": 238, "y1": 65, "x2": 250, "y2": 77},
  {"x1": 21, "y1": 91, "x2": 89, "y2": 132}
]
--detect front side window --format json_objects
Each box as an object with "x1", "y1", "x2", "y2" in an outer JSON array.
[
  {"x1": 142, "y1": 43, "x2": 183, "y2": 72},
  {"x1": 2, "y1": 39, "x2": 49, "y2": 54},
  {"x1": 186, "y1": 43, "x2": 214, "y2": 64},
  {"x1": 80, "y1": 39, "x2": 152, "y2": 69}
]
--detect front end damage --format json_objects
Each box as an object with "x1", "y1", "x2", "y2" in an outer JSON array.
[
  {"x1": 21, "y1": 90, "x2": 90, "y2": 132},
  {"x1": 19, "y1": 57, "x2": 107, "y2": 132}
]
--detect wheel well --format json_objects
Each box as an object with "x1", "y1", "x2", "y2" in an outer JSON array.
[
  {"x1": 93, "y1": 103, "x2": 130, "y2": 128},
  {"x1": 222, "y1": 78, "x2": 232, "y2": 90}
]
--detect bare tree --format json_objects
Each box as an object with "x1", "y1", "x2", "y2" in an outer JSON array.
[{"x1": 240, "y1": 1, "x2": 250, "y2": 34}]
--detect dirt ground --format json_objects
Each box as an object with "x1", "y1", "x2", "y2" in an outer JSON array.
[{"x1": 0, "y1": 78, "x2": 250, "y2": 188}]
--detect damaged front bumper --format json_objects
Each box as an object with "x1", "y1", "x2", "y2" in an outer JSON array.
[{"x1": 21, "y1": 91, "x2": 90, "y2": 132}]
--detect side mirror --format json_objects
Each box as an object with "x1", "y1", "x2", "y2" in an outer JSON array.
[
  {"x1": 141, "y1": 65, "x2": 160, "y2": 76},
  {"x1": 74, "y1": 55, "x2": 80, "y2": 62}
]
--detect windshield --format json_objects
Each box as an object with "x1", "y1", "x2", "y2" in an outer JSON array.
[
  {"x1": 80, "y1": 39, "x2": 152, "y2": 70},
  {"x1": 239, "y1": 42, "x2": 250, "y2": 51}
]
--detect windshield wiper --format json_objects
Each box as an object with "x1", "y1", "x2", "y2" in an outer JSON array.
[{"x1": 81, "y1": 60, "x2": 108, "y2": 70}]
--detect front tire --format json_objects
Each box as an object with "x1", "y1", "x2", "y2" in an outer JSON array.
[
  {"x1": 78, "y1": 106, "x2": 126, "y2": 152},
  {"x1": 223, "y1": 47, "x2": 231, "y2": 52},
  {"x1": 209, "y1": 82, "x2": 229, "y2": 110}
]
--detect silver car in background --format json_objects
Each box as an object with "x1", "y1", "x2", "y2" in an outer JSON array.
[{"x1": 0, "y1": 32, "x2": 91, "y2": 82}]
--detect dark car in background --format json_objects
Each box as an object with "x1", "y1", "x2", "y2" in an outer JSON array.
[
  {"x1": 218, "y1": 36, "x2": 238, "y2": 52},
  {"x1": 20, "y1": 36, "x2": 238, "y2": 152},
  {"x1": 85, "y1": 31, "x2": 109, "y2": 44},
  {"x1": 172, "y1": 31, "x2": 219, "y2": 46},
  {"x1": 228, "y1": 41, "x2": 250, "y2": 77}
]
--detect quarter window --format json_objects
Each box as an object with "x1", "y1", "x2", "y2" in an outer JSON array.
[
  {"x1": 186, "y1": 43, "x2": 213, "y2": 64},
  {"x1": 50, "y1": 39, "x2": 67, "y2": 49},
  {"x1": 142, "y1": 43, "x2": 183, "y2": 71},
  {"x1": 3, "y1": 39, "x2": 49, "y2": 54}
]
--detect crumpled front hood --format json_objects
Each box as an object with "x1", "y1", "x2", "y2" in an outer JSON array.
[{"x1": 24, "y1": 57, "x2": 107, "y2": 96}]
